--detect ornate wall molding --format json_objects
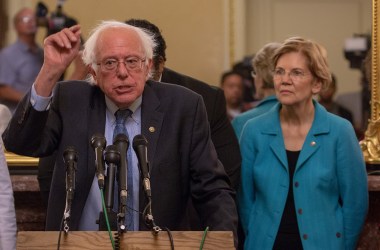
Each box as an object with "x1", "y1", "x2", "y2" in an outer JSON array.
[{"x1": 360, "y1": 0, "x2": 380, "y2": 165}]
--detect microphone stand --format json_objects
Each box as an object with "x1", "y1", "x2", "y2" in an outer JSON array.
[
  {"x1": 142, "y1": 163, "x2": 161, "y2": 235},
  {"x1": 132, "y1": 134, "x2": 161, "y2": 235},
  {"x1": 62, "y1": 147, "x2": 78, "y2": 233},
  {"x1": 113, "y1": 134, "x2": 129, "y2": 233},
  {"x1": 117, "y1": 190, "x2": 127, "y2": 232},
  {"x1": 143, "y1": 190, "x2": 161, "y2": 235},
  {"x1": 91, "y1": 134, "x2": 107, "y2": 189},
  {"x1": 98, "y1": 145, "x2": 119, "y2": 231},
  {"x1": 63, "y1": 202, "x2": 72, "y2": 233}
]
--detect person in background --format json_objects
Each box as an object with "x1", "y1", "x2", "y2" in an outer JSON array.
[
  {"x1": 318, "y1": 73, "x2": 354, "y2": 125},
  {"x1": 125, "y1": 18, "x2": 241, "y2": 189},
  {"x1": 232, "y1": 56, "x2": 257, "y2": 110},
  {"x1": 0, "y1": 7, "x2": 43, "y2": 113},
  {"x1": 232, "y1": 42, "x2": 281, "y2": 139},
  {"x1": 220, "y1": 70, "x2": 246, "y2": 120},
  {"x1": 0, "y1": 104, "x2": 12, "y2": 135},
  {"x1": 3, "y1": 21, "x2": 237, "y2": 242},
  {"x1": 0, "y1": 138, "x2": 17, "y2": 250},
  {"x1": 238, "y1": 37, "x2": 368, "y2": 249}
]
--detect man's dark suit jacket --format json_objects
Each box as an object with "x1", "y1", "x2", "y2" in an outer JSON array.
[
  {"x1": 161, "y1": 68, "x2": 241, "y2": 189},
  {"x1": 37, "y1": 68, "x2": 241, "y2": 207},
  {"x1": 3, "y1": 80, "x2": 237, "y2": 234}
]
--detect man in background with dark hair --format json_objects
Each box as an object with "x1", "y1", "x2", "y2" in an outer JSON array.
[
  {"x1": 318, "y1": 74, "x2": 354, "y2": 125},
  {"x1": 125, "y1": 20, "x2": 241, "y2": 240},
  {"x1": 220, "y1": 70, "x2": 246, "y2": 121},
  {"x1": 125, "y1": 18, "x2": 241, "y2": 190}
]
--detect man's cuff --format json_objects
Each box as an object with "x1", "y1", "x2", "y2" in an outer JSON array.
[{"x1": 30, "y1": 84, "x2": 53, "y2": 111}]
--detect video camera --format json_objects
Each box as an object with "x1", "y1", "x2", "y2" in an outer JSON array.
[
  {"x1": 36, "y1": 1, "x2": 78, "y2": 36},
  {"x1": 344, "y1": 34, "x2": 371, "y2": 70}
]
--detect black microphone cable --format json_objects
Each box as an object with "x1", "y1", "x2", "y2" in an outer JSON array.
[
  {"x1": 56, "y1": 217, "x2": 65, "y2": 250},
  {"x1": 162, "y1": 226, "x2": 174, "y2": 250}
]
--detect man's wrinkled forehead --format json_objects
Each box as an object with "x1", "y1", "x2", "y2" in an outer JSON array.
[{"x1": 94, "y1": 27, "x2": 145, "y2": 59}]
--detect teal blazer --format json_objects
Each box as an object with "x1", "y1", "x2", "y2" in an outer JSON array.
[
  {"x1": 231, "y1": 95, "x2": 278, "y2": 139},
  {"x1": 238, "y1": 101, "x2": 368, "y2": 250}
]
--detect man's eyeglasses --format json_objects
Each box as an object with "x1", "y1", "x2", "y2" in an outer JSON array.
[
  {"x1": 97, "y1": 57, "x2": 146, "y2": 72},
  {"x1": 273, "y1": 68, "x2": 310, "y2": 82}
]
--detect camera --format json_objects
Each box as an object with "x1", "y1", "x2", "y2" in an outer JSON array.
[
  {"x1": 36, "y1": 1, "x2": 78, "y2": 36},
  {"x1": 344, "y1": 34, "x2": 371, "y2": 69}
]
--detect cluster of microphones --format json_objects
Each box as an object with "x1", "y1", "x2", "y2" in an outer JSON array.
[{"x1": 62, "y1": 133, "x2": 158, "y2": 234}]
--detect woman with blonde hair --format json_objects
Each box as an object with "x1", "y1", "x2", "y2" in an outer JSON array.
[
  {"x1": 238, "y1": 37, "x2": 368, "y2": 249},
  {"x1": 232, "y1": 42, "x2": 281, "y2": 138}
]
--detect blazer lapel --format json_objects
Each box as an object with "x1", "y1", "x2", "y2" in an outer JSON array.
[
  {"x1": 86, "y1": 87, "x2": 106, "y2": 188},
  {"x1": 88, "y1": 86, "x2": 107, "y2": 139},
  {"x1": 269, "y1": 133, "x2": 288, "y2": 171},
  {"x1": 296, "y1": 102, "x2": 329, "y2": 171},
  {"x1": 262, "y1": 105, "x2": 289, "y2": 171},
  {"x1": 140, "y1": 82, "x2": 164, "y2": 170},
  {"x1": 296, "y1": 134, "x2": 320, "y2": 170}
]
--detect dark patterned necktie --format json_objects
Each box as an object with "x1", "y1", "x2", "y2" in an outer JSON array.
[
  {"x1": 113, "y1": 109, "x2": 132, "y2": 140},
  {"x1": 113, "y1": 109, "x2": 134, "y2": 230}
]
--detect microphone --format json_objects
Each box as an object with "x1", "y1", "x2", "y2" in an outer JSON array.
[
  {"x1": 132, "y1": 134, "x2": 151, "y2": 197},
  {"x1": 104, "y1": 145, "x2": 120, "y2": 212},
  {"x1": 113, "y1": 134, "x2": 129, "y2": 206},
  {"x1": 133, "y1": 135, "x2": 161, "y2": 234},
  {"x1": 63, "y1": 146, "x2": 78, "y2": 233},
  {"x1": 91, "y1": 134, "x2": 107, "y2": 189}
]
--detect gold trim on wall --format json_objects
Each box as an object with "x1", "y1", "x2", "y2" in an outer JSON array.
[
  {"x1": 5, "y1": 151, "x2": 39, "y2": 167},
  {"x1": 360, "y1": 0, "x2": 380, "y2": 164},
  {"x1": 229, "y1": 0, "x2": 235, "y2": 68}
]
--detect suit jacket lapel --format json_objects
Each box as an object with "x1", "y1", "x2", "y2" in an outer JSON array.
[
  {"x1": 269, "y1": 135, "x2": 288, "y2": 171},
  {"x1": 296, "y1": 102, "x2": 329, "y2": 171},
  {"x1": 86, "y1": 87, "x2": 106, "y2": 188},
  {"x1": 262, "y1": 105, "x2": 288, "y2": 170},
  {"x1": 296, "y1": 134, "x2": 320, "y2": 170},
  {"x1": 141, "y1": 82, "x2": 164, "y2": 170},
  {"x1": 88, "y1": 86, "x2": 107, "y2": 139}
]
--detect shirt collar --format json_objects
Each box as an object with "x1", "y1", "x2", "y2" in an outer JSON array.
[
  {"x1": 105, "y1": 95, "x2": 142, "y2": 121},
  {"x1": 15, "y1": 40, "x2": 30, "y2": 52},
  {"x1": 16, "y1": 39, "x2": 40, "y2": 53}
]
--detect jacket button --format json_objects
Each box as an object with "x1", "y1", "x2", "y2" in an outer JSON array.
[
  {"x1": 303, "y1": 234, "x2": 308, "y2": 240},
  {"x1": 336, "y1": 232, "x2": 341, "y2": 238},
  {"x1": 298, "y1": 208, "x2": 303, "y2": 214},
  {"x1": 294, "y1": 182, "x2": 299, "y2": 187}
]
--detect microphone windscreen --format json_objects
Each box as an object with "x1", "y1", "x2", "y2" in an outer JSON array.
[
  {"x1": 132, "y1": 134, "x2": 148, "y2": 149},
  {"x1": 91, "y1": 134, "x2": 106, "y2": 149},
  {"x1": 63, "y1": 146, "x2": 78, "y2": 163}
]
